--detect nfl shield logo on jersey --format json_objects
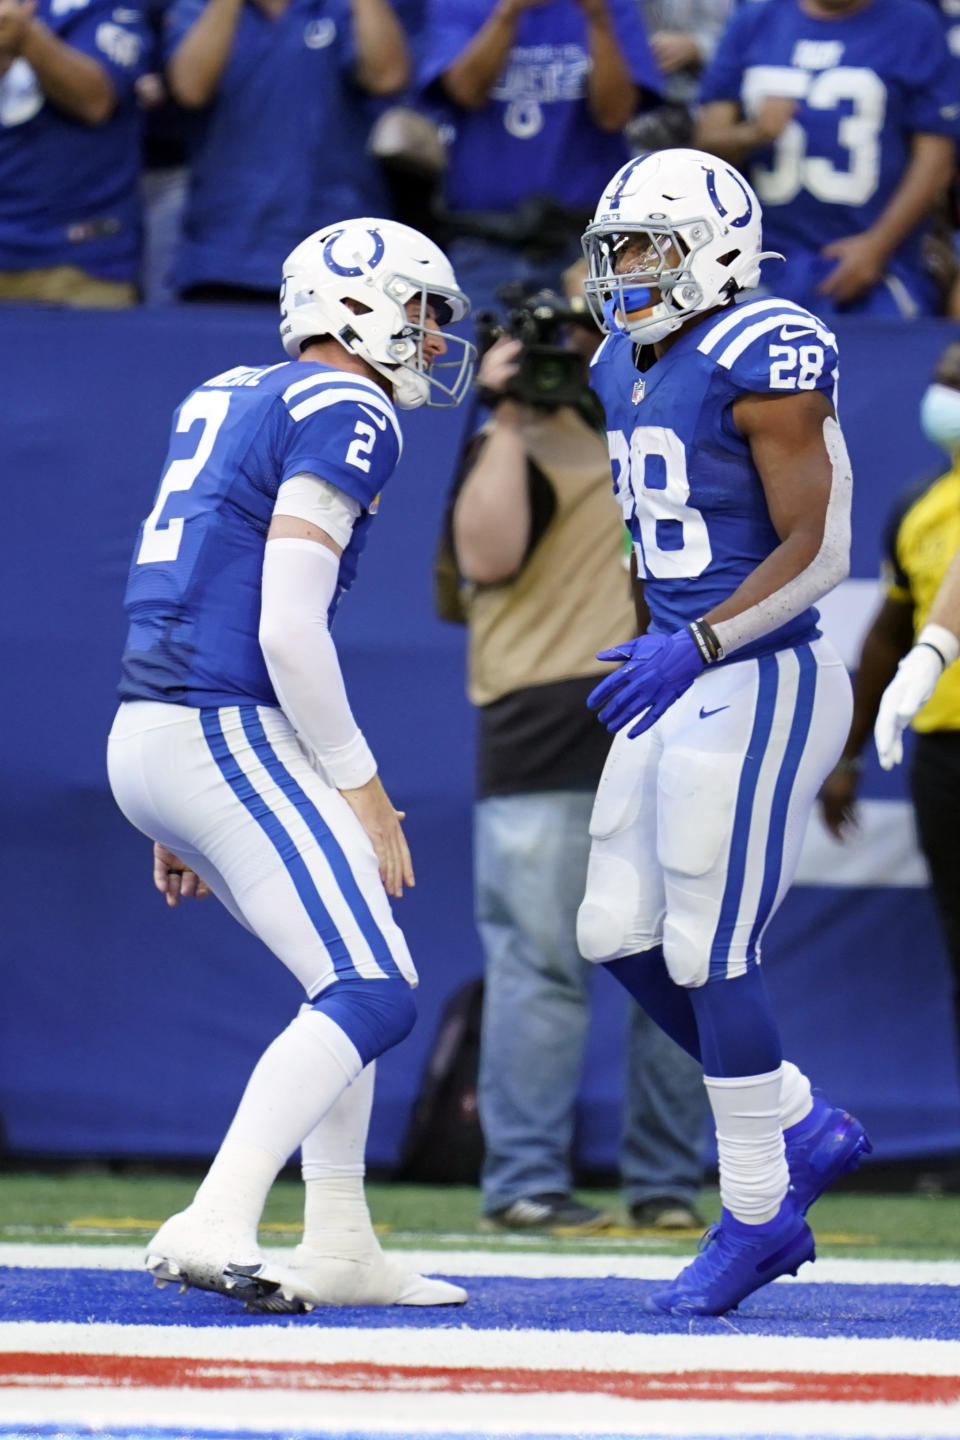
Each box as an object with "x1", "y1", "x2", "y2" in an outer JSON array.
[{"x1": 632, "y1": 378, "x2": 646, "y2": 404}]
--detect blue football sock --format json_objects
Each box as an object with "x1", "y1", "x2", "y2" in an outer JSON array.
[
  {"x1": 603, "y1": 948, "x2": 701, "y2": 1060},
  {"x1": 688, "y1": 967, "x2": 782, "y2": 1077}
]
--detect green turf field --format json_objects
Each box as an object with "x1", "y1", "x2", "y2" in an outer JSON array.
[{"x1": 2, "y1": 1168, "x2": 960, "y2": 1260}]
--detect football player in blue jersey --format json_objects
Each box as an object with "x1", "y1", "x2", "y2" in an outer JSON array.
[
  {"x1": 577, "y1": 149, "x2": 871, "y2": 1315},
  {"x1": 107, "y1": 218, "x2": 476, "y2": 1312},
  {"x1": 695, "y1": 0, "x2": 960, "y2": 318}
]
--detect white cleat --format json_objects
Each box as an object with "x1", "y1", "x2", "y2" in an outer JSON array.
[
  {"x1": 247, "y1": 1243, "x2": 468, "y2": 1313},
  {"x1": 145, "y1": 1207, "x2": 266, "y2": 1301}
]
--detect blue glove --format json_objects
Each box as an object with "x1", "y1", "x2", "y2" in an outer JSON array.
[{"x1": 587, "y1": 628, "x2": 706, "y2": 737}]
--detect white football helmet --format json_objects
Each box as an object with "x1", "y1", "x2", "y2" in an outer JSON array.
[
  {"x1": 280, "y1": 218, "x2": 475, "y2": 408},
  {"x1": 582, "y1": 148, "x2": 782, "y2": 344}
]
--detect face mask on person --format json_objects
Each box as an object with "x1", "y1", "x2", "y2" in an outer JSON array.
[{"x1": 920, "y1": 382, "x2": 960, "y2": 454}]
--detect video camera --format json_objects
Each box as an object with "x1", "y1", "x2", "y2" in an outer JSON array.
[{"x1": 475, "y1": 283, "x2": 596, "y2": 410}]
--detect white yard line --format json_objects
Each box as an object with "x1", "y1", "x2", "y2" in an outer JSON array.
[
  {"x1": 0, "y1": 1388, "x2": 958, "y2": 1438},
  {"x1": 3, "y1": 1321, "x2": 960, "y2": 1378},
  {"x1": 2, "y1": 1242, "x2": 960, "y2": 1286}
]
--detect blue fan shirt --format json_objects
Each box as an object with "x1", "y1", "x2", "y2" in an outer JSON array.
[
  {"x1": 120, "y1": 362, "x2": 401, "y2": 707},
  {"x1": 589, "y1": 294, "x2": 840, "y2": 662},
  {"x1": 417, "y1": 0, "x2": 661, "y2": 214},
  {"x1": 163, "y1": 0, "x2": 388, "y2": 294},
  {"x1": 0, "y1": 0, "x2": 148, "y2": 281}
]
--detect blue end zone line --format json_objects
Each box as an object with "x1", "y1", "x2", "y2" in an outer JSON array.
[
  {"x1": 4, "y1": 1269, "x2": 960, "y2": 1341},
  {"x1": 0, "y1": 1433, "x2": 898, "y2": 1440},
  {"x1": 7, "y1": 1433, "x2": 879, "y2": 1440}
]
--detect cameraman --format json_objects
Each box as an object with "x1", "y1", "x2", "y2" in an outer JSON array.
[{"x1": 449, "y1": 269, "x2": 707, "y2": 1233}]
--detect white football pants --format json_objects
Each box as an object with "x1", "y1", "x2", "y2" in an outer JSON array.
[
  {"x1": 578, "y1": 638, "x2": 852, "y2": 986},
  {"x1": 107, "y1": 700, "x2": 416, "y2": 995}
]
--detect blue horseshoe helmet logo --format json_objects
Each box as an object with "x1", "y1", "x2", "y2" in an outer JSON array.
[
  {"x1": 702, "y1": 166, "x2": 753, "y2": 229},
  {"x1": 322, "y1": 228, "x2": 386, "y2": 276}
]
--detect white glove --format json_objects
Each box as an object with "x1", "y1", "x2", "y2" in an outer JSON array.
[{"x1": 874, "y1": 625, "x2": 958, "y2": 770}]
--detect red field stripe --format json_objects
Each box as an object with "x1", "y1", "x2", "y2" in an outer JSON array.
[{"x1": 1, "y1": 1353, "x2": 958, "y2": 1404}]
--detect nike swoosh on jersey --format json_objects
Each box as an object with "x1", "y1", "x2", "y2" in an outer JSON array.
[
  {"x1": 358, "y1": 404, "x2": 388, "y2": 430},
  {"x1": 699, "y1": 704, "x2": 730, "y2": 719},
  {"x1": 779, "y1": 324, "x2": 817, "y2": 342}
]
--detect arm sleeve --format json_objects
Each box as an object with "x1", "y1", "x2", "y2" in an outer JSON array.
[
  {"x1": 711, "y1": 413, "x2": 852, "y2": 658},
  {"x1": 706, "y1": 313, "x2": 846, "y2": 656},
  {"x1": 259, "y1": 538, "x2": 377, "y2": 790},
  {"x1": 274, "y1": 473, "x2": 362, "y2": 550}
]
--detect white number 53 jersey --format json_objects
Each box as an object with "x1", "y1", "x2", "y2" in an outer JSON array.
[{"x1": 590, "y1": 295, "x2": 838, "y2": 663}]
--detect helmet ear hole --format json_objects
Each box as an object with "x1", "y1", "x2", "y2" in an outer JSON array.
[{"x1": 717, "y1": 249, "x2": 740, "y2": 267}]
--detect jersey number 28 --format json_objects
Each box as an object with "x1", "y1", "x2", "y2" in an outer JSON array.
[{"x1": 608, "y1": 426, "x2": 712, "y2": 580}]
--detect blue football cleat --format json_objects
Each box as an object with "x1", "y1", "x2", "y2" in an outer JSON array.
[
  {"x1": 785, "y1": 1095, "x2": 873, "y2": 1214},
  {"x1": 648, "y1": 1193, "x2": 814, "y2": 1316}
]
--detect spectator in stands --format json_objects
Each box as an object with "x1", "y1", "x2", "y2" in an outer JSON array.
[
  {"x1": 0, "y1": 0, "x2": 148, "y2": 306},
  {"x1": 417, "y1": 0, "x2": 661, "y2": 317},
  {"x1": 819, "y1": 340, "x2": 960, "y2": 1082},
  {"x1": 164, "y1": 0, "x2": 410, "y2": 302},
  {"x1": 628, "y1": 0, "x2": 732, "y2": 153},
  {"x1": 137, "y1": 0, "x2": 192, "y2": 305},
  {"x1": 695, "y1": 0, "x2": 960, "y2": 318},
  {"x1": 443, "y1": 265, "x2": 706, "y2": 1234}
]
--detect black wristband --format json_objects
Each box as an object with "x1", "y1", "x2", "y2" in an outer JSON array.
[
  {"x1": 917, "y1": 640, "x2": 950, "y2": 671},
  {"x1": 688, "y1": 619, "x2": 723, "y2": 664}
]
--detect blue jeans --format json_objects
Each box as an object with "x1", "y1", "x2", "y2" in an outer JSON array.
[{"x1": 475, "y1": 791, "x2": 706, "y2": 1214}]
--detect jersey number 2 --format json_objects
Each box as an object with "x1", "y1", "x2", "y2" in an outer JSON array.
[{"x1": 137, "y1": 390, "x2": 231, "y2": 565}]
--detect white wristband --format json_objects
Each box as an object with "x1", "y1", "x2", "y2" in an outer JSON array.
[{"x1": 917, "y1": 623, "x2": 960, "y2": 670}]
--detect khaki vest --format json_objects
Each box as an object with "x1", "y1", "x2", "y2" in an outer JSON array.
[{"x1": 466, "y1": 405, "x2": 635, "y2": 706}]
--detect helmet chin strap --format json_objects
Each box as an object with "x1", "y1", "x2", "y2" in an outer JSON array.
[
  {"x1": 336, "y1": 307, "x2": 431, "y2": 409},
  {"x1": 623, "y1": 307, "x2": 686, "y2": 344},
  {"x1": 387, "y1": 365, "x2": 429, "y2": 409}
]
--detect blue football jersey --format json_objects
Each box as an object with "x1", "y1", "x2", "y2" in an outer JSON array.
[
  {"x1": 590, "y1": 295, "x2": 840, "y2": 661},
  {"x1": 417, "y1": 0, "x2": 659, "y2": 213},
  {"x1": 120, "y1": 362, "x2": 402, "y2": 706},
  {"x1": 699, "y1": 0, "x2": 960, "y2": 295}
]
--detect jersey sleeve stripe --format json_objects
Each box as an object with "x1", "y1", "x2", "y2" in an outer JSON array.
[
  {"x1": 696, "y1": 297, "x2": 808, "y2": 356},
  {"x1": 715, "y1": 312, "x2": 835, "y2": 371},
  {"x1": 282, "y1": 371, "x2": 391, "y2": 406},
  {"x1": 287, "y1": 387, "x2": 403, "y2": 447}
]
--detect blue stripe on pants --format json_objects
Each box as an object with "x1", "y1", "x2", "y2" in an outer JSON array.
[
  {"x1": 709, "y1": 654, "x2": 779, "y2": 981},
  {"x1": 238, "y1": 707, "x2": 402, "y2": 980},
  {"x1": 199, "y1": 707, "x2": 360, "y2": 978},
  {"x1": 746, "y1": 643, "x2": 818, "y2": 962}
]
